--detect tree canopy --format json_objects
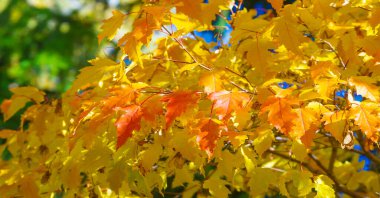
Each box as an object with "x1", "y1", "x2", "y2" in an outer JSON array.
[{"x1": 1, "y1": 0, "x2": 380, "y2": 197}]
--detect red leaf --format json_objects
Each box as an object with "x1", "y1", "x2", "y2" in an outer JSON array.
[
  {"x1": 161, "y1": 90, "x2": 200, "y2": 128},
  {"x1": 209, "y1": 90, "x2": 250, "y2": 120},
  {"x1": 197, "y1": 119, "x2": 223, "y2": 157},
  {"x1": 115, "y1": 105, "x2": 142, "y2": 148}
]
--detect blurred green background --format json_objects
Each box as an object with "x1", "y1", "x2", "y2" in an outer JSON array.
[{"x1": 0, "y1": 0, "x2": 139, "y2": 128}]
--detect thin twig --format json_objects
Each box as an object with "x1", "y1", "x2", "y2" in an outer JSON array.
[
  {"x1": 162, "y1": 26, "x2": 212, "y2": 71},
  {"x1": 308, "y1": 153, "x2": 363, "y2": 198},
  {"x1": 328, "y1": 138, "x2": 338, "y2": 173},
  {"x1": 318, "y1": 40, "x2": 346, "y2": 69},
  {"x1": 355, "y1": 132, "x2": 380, "y2": 166}
]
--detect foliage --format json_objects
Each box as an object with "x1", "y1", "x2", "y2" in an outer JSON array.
[
  {"x1": 1, "y1": 0, "x2": 380, "y2": 197},
  {"x1": 0, "y1": 0, "x2": 138, "y2": 129}
]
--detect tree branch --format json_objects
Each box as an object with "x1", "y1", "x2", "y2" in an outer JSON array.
[
  {"x1": 308, "y1": 153, "x2": 363, "y2": 198},
  {"x1": 355, "y1": 132, "x2": 380, "y2": 166}
]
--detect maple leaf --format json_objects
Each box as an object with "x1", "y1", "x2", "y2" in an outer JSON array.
[
  {"x1": 274, "y1": 16, "x2": 308, "y2": 55},
  {"x1": 349, "y1": 76, "x2": 379, "y2": 102},
  {"x1": 199, "y1": 71, "x2": 223, "y2": 93},
  {"x1": 118, "y1": 33, "x2": 143, "y2": 66},
  {"x1": 200, "y1": 0, "x2": 233, "y2": 25},
  {"x1": 115, "y1": 105, "x2": 142, "y2": 148},
  {"x1": 69, "y1": 57, "x2": 120, "y2": 92},
  {"x1": 322, "y1": 111, "x2": 347, "y2": 143},
  {"x1": 102, "y1": 86, "x2": 138, "y2": 112},
  {"x1": 291, "y1": 108, "x2": 317, "y2": 139},
  {"x1": 1, "y1": 87, "x2": 45, "y2": 121},
  {"x1": 98, "y1": 10, "x2": 126, "y2": 43},
  {"x1": 349, "y1": 102, "x2": 379, "y2": 141},
  {"x1": 267, "y1": 0, "x2": 283, "y2": 13},
  {"x1": 197, "y1": 118, "x2": 223, "y2": 157},
  {"x1": 175, "y1": 0, "x2": 203, "y2": 20},
  {"x1": 161, "y1": 90, "x2": 200, "y2": 128},
  {"x1": 260, "y1": 96, "x2": 298, "y2": 134},
  {"x1": 141, "y1": 94, "x2": 163, "y2": 123},
  {"x1": 209, "y1": 90, "x2": 250, "y2": 120}
]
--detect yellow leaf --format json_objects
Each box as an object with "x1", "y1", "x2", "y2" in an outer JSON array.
[
  {"x1": 274, "y1": 16, "x2": 308, "y2": 55},
  {"x1": 1, "y1": 86, "x2": 45, "y2": 121},
  {"x1": 0, "y1": 130, "x2": 17, "y2": 139},
  {"x1": 172, "y1": 168, "x2": 193, "y2": 187},
  {"x1": 1, "y1": 97, "x2": 29, "y2": 121},
  {"x1": 314, "y1": 175, "x2": 335, "y2": 198},
  {"x1": 249, "y1": 168, "x2": 279, "y2": 197},
  {"x1": 253, "y1": 129, "x2": 273, "y2": 156},
  {"x1": 279, "y1": 170, "x2": 313, "y2": 197},
  {"x1": 349, "y1": 76, "x2": 379, "y2": 102},
  {"x1": 20, "y1": 175, "x2": 39, "y2": 198},
  {"x1": 292, "y1": 140, "x2": 307, "y2": 162},
  {"x1": 69, "y1": 57, "x2": 120, "y2": 92},
  {"x1": 199, "y1": 70, "x2": 223, "y2": 93},
  {"x1": 10, "y1": 86, "x2": 45, "y2": 103},
  {"x1": 140, "y1": 142, "x2": 162, "y2": 172},
  {"x1": 61, "y1": 161, "x2": 81, "y2": 189},
  {"x1": 107, "y1": 161, "x2": 127, "y2": 193},
  {"x1": 240, "y1": 147, "x2": 256, "y2": 173},
  {"x1": 98, "y1": 10, "x2": 126, "y2": 42},
  {"x1": 315, "y1": 78, "x2": 338, "y2": 100},
  {"x1": 203, "y1": 176, "x2": 231, "y2": 198},
  {"x1": 118, "y1": 33, "x2": 144, "y2": 67},
  {"x1": 369, "y1": 8, "x2": 380, "y2": 28},
  {"x1": 312, "y1": 0, "x2": 335, "y2": 19}
]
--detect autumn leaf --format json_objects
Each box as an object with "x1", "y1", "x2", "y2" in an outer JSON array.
[
  {"x1": 199, "y1": 71, "x2": 223, "y2": 93},
  {"x1": 115, "y1": 105, "x2": 142, "y2": 148},
  {"x1": 274, "y1": 15, "x2": 308, "y2": 55},
  {"x1": 1, "y1": 86, "x2": 45, "y2": 121},
  {"x1": 161, "y1": 90, "x2": 200, "y2": 128},
  {"x1": 209, "y1": 90, "x2": 250, "y2": 120},
  {"x1": 349, "y1": 76, "x2": 379, "y2": 102},
  {"x1": 98, "y1": 10, "x2": 126, "y2": 43},
  {"x1": 267, "y1": 0, "x2": 283, "y2": 13},
  {"x1": 349, "y1": 102, "x2": 379, "y2": 141},
  {"x1": 175, "y1": 0, "x2": 203, "y2": 21},
  {"x1": 291, "y1": 108, "x2": 317, "y2": 139},
  {"x1": 322, "y1": 111, "x2": 347, "y2": 143},
  {"x1": 141, "y1": 94, "x2": 163, "y2": 123},
  {"x1": 118, "y1": 33, "x2": 143, "y2": 66},
  {"x1": 197, "y1": 118, "x2": 223, "y2": 157},
  {"x1": 70, "y1": 57, "x2": 121, "y2": 92},
  {"x1": 260, "y1": 96, "x2": 298, "y2": 134}
]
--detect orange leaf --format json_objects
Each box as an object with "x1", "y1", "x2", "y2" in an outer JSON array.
[
  {"x1": 161, "y1": 90, "x2": 200, "y2": 128},
  {"x1": 175, "y1": 0, "x2": 203, "y2": 20},
  {"x1": 141, "y1": 95, "x2": 163, "y2": 123},
  {"x1": 197, "y1": 118, "x2": 224, "y2": 157},
  {"x1": 267, "y1": 0, "x2": 283, "y2": 12},
  {"x1": 300, "y1": 125, "x2": 317, "y2": 148},
  {"x1": 115, "y1": 105, "x2": 142, "y2": 148},
  {"x1": 98, "y1": 10, "x2": 126, "y2": 43},
  {"x1": 260, "y1": 96, "x2": 298, "y2": 134},
  {"x1": 209, "y1": 90, "x2": 250, "y2": 120},
  {"x1": 350, "y1": 102, "x2": 379, "y2": 141},
  {"x1": 292, "y1": 108, "x2": 317, "y2": 139}
]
